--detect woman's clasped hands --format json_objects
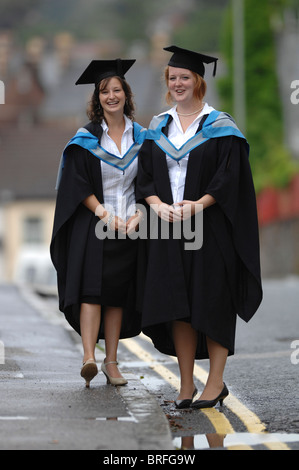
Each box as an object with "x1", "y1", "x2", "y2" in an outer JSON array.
[
  {"x1": 156, "y1": 200, "x2": 202, "y2": 223},
  {"x1": 96, "y1": 204, "x2": 143, "y2": 235},
  {"x1": 107, "y1": 213, "x2": 143, "y2": 235}
]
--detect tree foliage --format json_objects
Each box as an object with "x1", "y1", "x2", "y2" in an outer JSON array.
[
  {"x1": 217, "y1": 0, "x2": 298, "y2": 192},
  {"x1": 172, "y1": 2, "x2": 229, "y2": 52}
]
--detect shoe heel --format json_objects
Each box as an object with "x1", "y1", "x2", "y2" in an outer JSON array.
[
  {"x1": 81, "y1": 359, "x2": 98, "y2": 388},
  {"x1": 219, "y1": 385, "x2": 229, "y2": 406},
  {"x1": 219, "y1": 395, "x2": 228, "y2": 406}
]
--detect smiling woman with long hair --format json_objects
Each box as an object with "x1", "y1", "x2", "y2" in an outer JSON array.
[{"x1": 51, "y1": 59, "x2": 145, "y2": 388}]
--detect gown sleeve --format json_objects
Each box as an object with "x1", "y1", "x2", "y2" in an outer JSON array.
[
  {"x1": 50, "y1": 144, "x2": 95, "y2": 272},
  {"x1": 205, "y1": 135, "x2": 263, "y2": 321},
  {"x1": 136, "y1": 140, "x2": 157, "y2": 201}
]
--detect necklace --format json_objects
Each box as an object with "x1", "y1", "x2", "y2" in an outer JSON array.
[{"x1": 177, "y1": 103, "x2": 205, "y2": 117}]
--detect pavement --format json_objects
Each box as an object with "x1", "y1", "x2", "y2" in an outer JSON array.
[{"x1": 0, "y1": 283, "x2": 174, "y2": 451}]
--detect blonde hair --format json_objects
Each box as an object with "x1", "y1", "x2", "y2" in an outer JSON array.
[{"x1": 164, "y1": 66, "x2": 207, "y2": 105}]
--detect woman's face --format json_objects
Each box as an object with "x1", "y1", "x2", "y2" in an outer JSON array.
[
  {"x1": 167, "y1": 66, "x2": 197, "y2": 105},
  {"x1": 99, "y1": 77, "x2": 126, "y2": 116}
]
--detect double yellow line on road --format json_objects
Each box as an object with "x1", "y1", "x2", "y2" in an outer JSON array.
[{"x1": 122, "y1": 335, "x2": 290, "y2": 450}]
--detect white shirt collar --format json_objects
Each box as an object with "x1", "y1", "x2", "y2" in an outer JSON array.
[
  {"x1": 101, "y1": 114, "x2": 133, "y2": 134},
  {"x1": 159, "y1": 103, "x2": 214, "y2": 136}
]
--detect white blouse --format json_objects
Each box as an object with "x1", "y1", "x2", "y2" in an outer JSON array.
[
  {"x1": 161, "y1": 103, "x2": 215, "y2": 203},
  {"x1": 100, "y1": 115, "x2": 137, "y2": 221}
]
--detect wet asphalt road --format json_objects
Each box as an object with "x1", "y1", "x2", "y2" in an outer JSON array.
[
  {"x1": 0, "y1": 277, "x2": 298, "y2": 451},
  {"x1": 119, "y1": 277, "x2": 299, "y2": 450},
  {"x1": 0, "y1": 284, "x2": 172, "y2": 451}
]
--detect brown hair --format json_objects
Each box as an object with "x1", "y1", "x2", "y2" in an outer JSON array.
[
  {"x1": 87, "y1": 76, "x2": 135, "y2": 123},
  {"x1": 164, "y1": 66, "x2": 207, "y2": 105}
]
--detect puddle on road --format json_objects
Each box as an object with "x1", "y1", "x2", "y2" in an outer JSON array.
[
  {"x1": 161, "y1": 398, "x2": 299, "y2": 450},
  {"x1": 173, "y1": 432, "x2": 299, "y2": 450},
  {"x1": 95, "y1": 415, "x2": 138, "y2": 423}
]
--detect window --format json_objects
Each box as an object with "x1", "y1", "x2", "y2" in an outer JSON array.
[{"x1": 23, "y1": 217, "x2": 43, "y2": 244}]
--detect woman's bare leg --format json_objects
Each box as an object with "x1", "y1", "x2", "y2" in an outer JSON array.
[
  {"x1": 103, "y1": 306, "x2": 124, "y2": 378},
  {"x1": 198, "y1": 336, "x2": 228, "y2": 400},
  {"x1": 172, "y1": 321, "x2": 198, "y2": 399},
  {"x1": 80, "y1": 303, "x2": 101, "y2": 363}
]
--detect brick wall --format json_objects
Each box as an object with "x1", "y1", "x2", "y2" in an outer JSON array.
[{"x1": 257, "y1": 174, "x2": 299, "y2": 277}]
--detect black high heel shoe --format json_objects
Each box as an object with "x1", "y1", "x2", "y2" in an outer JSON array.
[
  {"x1": 190, "y1": 383, "x2": 229, "y2": 410},
  {"x1": 175, "y1": 388, "x2": 198, "y2": 409}
]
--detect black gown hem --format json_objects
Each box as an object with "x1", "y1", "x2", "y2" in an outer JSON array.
[{"x1": 142, "y1": 320, "x2": 235, "y2": 361}]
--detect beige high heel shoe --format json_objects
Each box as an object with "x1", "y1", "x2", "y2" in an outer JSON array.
[
  {"x1": 81, "y1": 359, "x2": 98, "y2": 388},
  {"x1": 101, "y1": 360, "x2": 128, "y2": 386}
]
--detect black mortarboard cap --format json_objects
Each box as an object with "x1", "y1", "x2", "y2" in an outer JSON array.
[
  {"x1": 163, "y1": 45, "x2": 218, "y2": 77},
  {"x1": 75, "y1": 58, "x2": 136, "y2": 86}
]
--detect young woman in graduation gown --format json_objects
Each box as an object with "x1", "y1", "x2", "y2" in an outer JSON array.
[
  {"x1": 136, "y1": 46, "x2": 263, "y2": 409},
  {"x1": 50, "y1": 59, "x2": 145, "y2": 387}
]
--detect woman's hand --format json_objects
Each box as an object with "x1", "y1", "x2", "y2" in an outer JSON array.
[
  {"x1": 98, "y1": 207, "x2": 126, "y2": 233},
  {"x1": 176, "y1": 195, "x2": 216, "y2": 219},
  {"x1": 175, "y1": 200, "x2": 201, "y2": 220},
  {"x1": 145, "y1": 196, "x2": 182, "y2": 223},
  {"x1": 156, "y1": 203, "x2": 182, "y2": 223},
  {"x1": 126, "y1": 211, "x2": 142, "y2": 235},
  {"x1": 109, "y1": 215, "x2": 127, "y2": 233}
]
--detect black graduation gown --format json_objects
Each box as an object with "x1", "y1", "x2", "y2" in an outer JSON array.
[
  {"x1": 50, "y1": 121, "x2": 141, "y2": 340},
  {"x1": 136, "y1": 115, "x2": 263, "y2": 359}
]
